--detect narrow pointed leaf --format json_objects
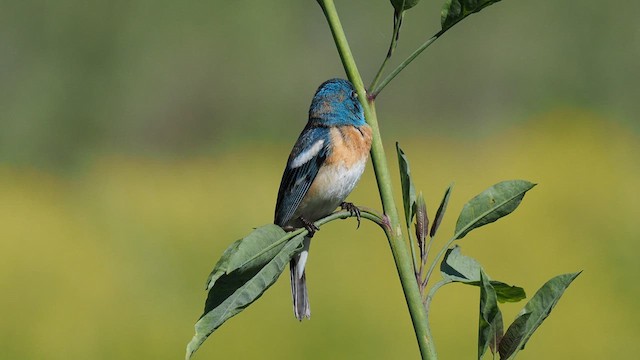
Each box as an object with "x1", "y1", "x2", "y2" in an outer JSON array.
[
  {"x1": 396, "y1": 143, "x2": 417, "y2": 228},
  {"x1": 478, "y1": 270, "x2": 503, "y2": 359},
  {"x1": 430, "y1": 183, "x2": 453, "y2": 237},
  {"x1": 498, "y1": 312, "x2": 531, "y2": 359},
  {"x1": 441, "y1": 246, "x2": 525, "y2": 303},
  {"x1": 506, "y1": 272, "x2": 581, "y2": 357},
  {"x1": 441, "y1": 0, "x2": 503, "y2": 31},
  {"x1": 454, "y1": 180, "x2": 535, "y2": 240},
  {"x1": 186, "y1": 233, "x2": 306, "y2": 360}
]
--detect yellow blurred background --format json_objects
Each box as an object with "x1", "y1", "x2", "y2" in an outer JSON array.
[{"x1": 1, "y1": 1, "x2": 638, "y2": 359}]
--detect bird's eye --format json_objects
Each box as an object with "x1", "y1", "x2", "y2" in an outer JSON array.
[{"x1": 350, "y1": 90, "x2": 357, "y2": 99}]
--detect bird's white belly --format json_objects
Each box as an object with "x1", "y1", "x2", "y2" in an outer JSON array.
[{"x1": 295, "y1": 158, "x2": 367, "y2": 222}]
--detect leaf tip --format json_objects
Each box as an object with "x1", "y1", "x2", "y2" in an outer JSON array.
[
  {"x1": 185, "y1": 336, "x2": 200, "y2": 360},
  {"x1": 430, "y1": 183, "x2": 453, "y2": 237}
]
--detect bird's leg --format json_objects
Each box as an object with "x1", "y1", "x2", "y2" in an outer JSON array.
[
  {"x1": 341, "y1": 202, "x2": 361, "y2": 229},
  {"x1": 299, "y1": 217, "x2": 319, "y2": 237}
]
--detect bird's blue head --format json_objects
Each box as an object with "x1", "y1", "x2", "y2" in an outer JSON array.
[{"x1": 308, "y1": 78, "x2": 366, "y2": 126}]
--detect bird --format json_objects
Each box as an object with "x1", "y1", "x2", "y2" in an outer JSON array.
[{"x1": 274, "y1": 78, "x2": 373, "y2": 321}]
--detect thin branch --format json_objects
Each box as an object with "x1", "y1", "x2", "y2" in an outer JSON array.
[
  {"x1": 424, "y1": 235, "x2": 457, "y2": 288},
  {"x1": 424, "y1": 279, "x2": 452, "y2": 312},
  {"x1": 369, "y1": 10, "x2": 403, "y2": 92},
  {"x1": 421, "y1": 235, "x2": 436, "y2": 288},
  {"x1": 371, "y1": 28, "x2": 446, "y2": 97}
]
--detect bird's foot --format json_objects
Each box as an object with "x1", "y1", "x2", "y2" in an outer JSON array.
[
  {"x1": 299, "y1": 217, "x2": 319, "y2": 237},
  {"x1": 341, "y1": 202, "x2": 361, "y2": 229}
]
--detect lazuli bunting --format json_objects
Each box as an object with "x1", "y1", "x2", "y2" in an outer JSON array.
[{"x1": 274, "y1": 78, "x2": 372, "y2": 320}]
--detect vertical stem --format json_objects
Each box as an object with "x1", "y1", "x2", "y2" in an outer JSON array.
[{"x1": 317, "y1": 1, "x2": 436, "y2": 359}]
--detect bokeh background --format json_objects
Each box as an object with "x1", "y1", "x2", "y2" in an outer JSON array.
[{"x1": 1, "y1": 1, "x2": 638, "y2": 359}]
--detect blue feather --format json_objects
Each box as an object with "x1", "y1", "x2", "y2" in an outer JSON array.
[
  {"x1": 274, "y1": 125, "x2": 331, "y2": 226},
  {"x1": 308, "y1": 78, "x2": 365, "y2": 127}
]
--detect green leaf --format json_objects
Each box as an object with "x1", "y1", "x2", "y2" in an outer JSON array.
[
  {"x1": 396, "y1": 143, "x2": 417, "y2": 228},
  {"x1": 454, "y1": 180, "x2": 536, "y2": 240},
  {"x1": 205, "y1": 224, "x2": 288, "y2": 290},
  {"x1": 440, "y1": 245, "x2": 482, "y2": 282},
  {"x1": 430, "y1": 183, "x2": 453, "y2": 237},
  {"x1": 491, "y1": 282, "x2": 526, "y2": 304},
  {"x1": 441, "y1": 0, "x2": 503, "y2": 31},
  {"x1": 502, "y1": 272, "x2": 581, "y2": 358},
  {"x1": 498, "y1": 312, "x2": 531, "y2": 359},
  {"x1": 440, "y1": 245, "x2": 526, "y2": 303},
  {"x1": 204, "y1": 239, "x2": 242, "y2": 290},
  {"x1": 391, "y1": 0, "x2": 420, "y2": 13},
  {"x1": 186, "y1": 227, "x2": 305, "y2": 360},
  {"x1": 478, "y1": 270, "x2": 503, "y2": 359}
]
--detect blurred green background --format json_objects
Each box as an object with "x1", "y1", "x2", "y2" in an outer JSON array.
[{"x1": 1, "y1": 0, "x2": 638, "y2": 359}]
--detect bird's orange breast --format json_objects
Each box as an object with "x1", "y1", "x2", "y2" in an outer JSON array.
[
  {"x1": 325, "y1": 125, "x2": 373, "y2": 167},
  {"x1": 291, "y1": 124, "x2": 372, "y2": 224}
]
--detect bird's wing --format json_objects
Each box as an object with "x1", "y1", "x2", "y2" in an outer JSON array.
[{"x1": 274, "y1": 125, "x2": 330, "y2": 226}]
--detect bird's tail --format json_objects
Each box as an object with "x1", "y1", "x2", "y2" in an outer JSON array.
[{"x1": 290, "y1": 236, "x2": 311, "y2": 321}]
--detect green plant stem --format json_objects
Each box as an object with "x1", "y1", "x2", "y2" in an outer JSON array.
[
  {"x1": 318, "y1": 1, "x2": 436, "y2": 358},
  {"x1": 424, "y1": 279, "x2": 452, "y2": 312},
  {"x1": 369, "y1": 10, "x2": 403, "y2": 92},
  {"x1": 421, "y1": 235, "x2": 436, "y2": 288},
  {"x1": 408, "y1": 228, "x2": 420, "y2": 277},
  {"x1": 315, "y1": 208, "x2": 387, "y2": 232},
  {"x1": 296, "y1": 208, "x2": 387, "y2": 239},
  {"x1": 371, "y1": 29, "x2": 445, "y2": 97},
  {"x1": 424, "y1": 235, "x2": 457, "y2": 288}
]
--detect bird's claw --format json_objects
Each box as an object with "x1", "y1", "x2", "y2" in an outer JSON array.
[
  {"x1": 341, "y1": 202, "x2": 361, "y2": 229},
  {"x1": 300, "y1": 217, "x2": 319, "y2": 237}
]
